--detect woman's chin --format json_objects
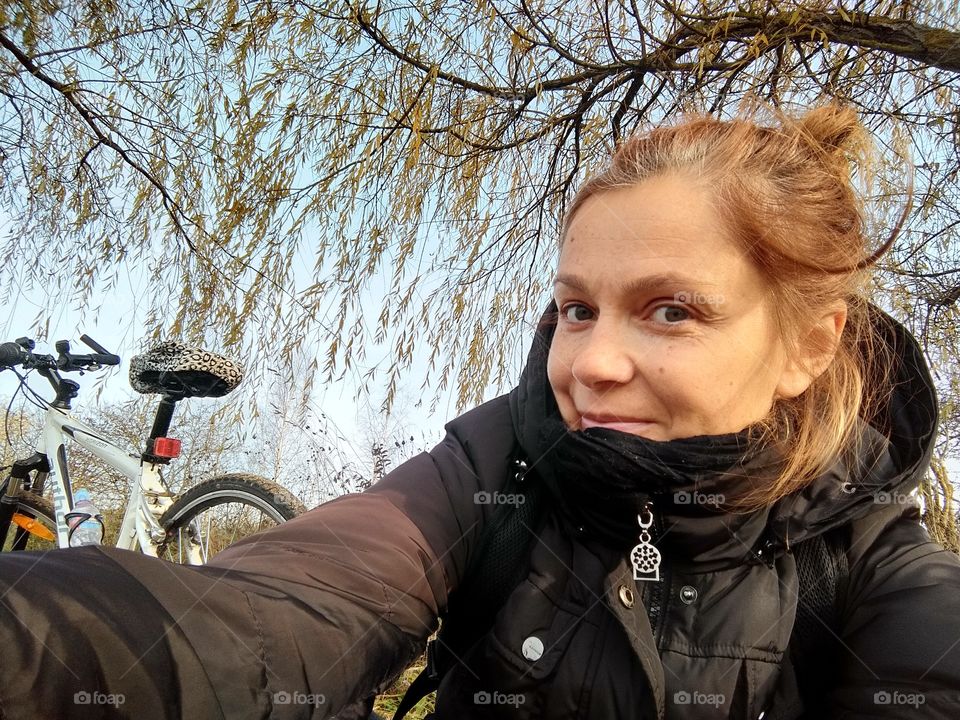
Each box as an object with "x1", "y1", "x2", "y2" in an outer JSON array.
[{"x1": 578, "y1": 418, "x2": 662, "y2": 439}]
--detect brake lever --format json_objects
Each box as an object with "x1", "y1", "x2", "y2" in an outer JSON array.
[{"x1": 80, "y1": 334, "x2": 111, "y2": 354}]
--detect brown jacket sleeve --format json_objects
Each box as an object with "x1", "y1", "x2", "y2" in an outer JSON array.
[
  {"x1": 0, "y1": 429, "x2": 501, "y2": 719},
  {"x1": 0, "y1": 397, "x2": 518, "y2": 719}
]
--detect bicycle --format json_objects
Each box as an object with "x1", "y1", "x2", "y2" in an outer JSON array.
[{"x1": 0, "y1": 335, "x2": 305, "y2": 562}]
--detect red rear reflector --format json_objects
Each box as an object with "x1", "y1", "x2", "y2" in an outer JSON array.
[{"x1": 153, "y1": 437, "x2": 182, "y2": 458}]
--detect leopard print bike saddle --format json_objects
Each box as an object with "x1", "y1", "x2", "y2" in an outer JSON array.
[{"x1": 129, "y1": 342, "x2": 244, "y2": 398}]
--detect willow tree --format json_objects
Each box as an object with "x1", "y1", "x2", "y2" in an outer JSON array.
[{"x1": 1, "y1": 1, "x2": 959, "y2": 535}]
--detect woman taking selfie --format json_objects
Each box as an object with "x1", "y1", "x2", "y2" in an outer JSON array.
[{"x1": 0, "y1": 103, "x2": 957, "y2": 719}]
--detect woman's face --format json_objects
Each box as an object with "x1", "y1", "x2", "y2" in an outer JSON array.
[{"x1": 548, "y1": 172, "x2": 805, "y2": 441}]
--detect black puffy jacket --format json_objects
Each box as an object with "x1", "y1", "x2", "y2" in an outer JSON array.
[{"x1": 0, "y1": 311, "x2": 957, "y2": 719}]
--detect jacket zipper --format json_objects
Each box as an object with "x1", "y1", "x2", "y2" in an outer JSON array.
[{"x1": 641, "y1": 500, "x2": 669, "y2": 647}]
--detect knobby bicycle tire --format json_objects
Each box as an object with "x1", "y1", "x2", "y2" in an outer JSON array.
[
  {"x1": 0, "y1": 475, "x2": 305, "y2": 563},
  {"x1": 158, "y1": 473, "x2": 305, "y2": 564}
]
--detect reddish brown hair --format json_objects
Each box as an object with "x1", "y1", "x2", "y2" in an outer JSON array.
[{"x1": 562, "y1": 104, "x2": 894, "y2": 510}]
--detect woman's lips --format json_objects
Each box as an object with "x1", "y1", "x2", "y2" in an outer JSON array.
[{"x1": 580, "y1": 416, "x2": 655, "y2": 434}]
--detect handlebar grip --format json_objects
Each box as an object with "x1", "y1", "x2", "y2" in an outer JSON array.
[
  {"x1": 57, "y1": 352, "x2": 121, "y2": 371},
  {"x1": 0, "y1": 342, "x2": 25, "y2": 368},
  {"x1": 92, "y1": 352, "x2": 121, "y2": 366}
]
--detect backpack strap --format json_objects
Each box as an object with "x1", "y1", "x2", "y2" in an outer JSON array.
[
  {"x1": 789, "y1": 529, "x2": 848, "y2": 710},
  {"x1": 393, "y1": 456, "x2": 548, "y2": 720}
]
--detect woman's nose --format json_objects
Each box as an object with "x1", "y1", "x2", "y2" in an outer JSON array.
[{"x1": 569, "y1": 319, "x2": 636, "y2": 387}]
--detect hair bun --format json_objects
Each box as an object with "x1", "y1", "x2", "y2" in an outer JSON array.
[{"x1": 795, "y1": 104, "x2": 865, "y2": 156}]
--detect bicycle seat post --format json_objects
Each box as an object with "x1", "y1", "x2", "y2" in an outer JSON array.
[{"x1": 143, "y1": 394, "x2": 181, "y2": 465}]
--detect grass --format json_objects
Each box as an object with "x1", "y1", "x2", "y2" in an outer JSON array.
[{"x1": 373, "y1": 654, "x2": 435, "y2": 720}]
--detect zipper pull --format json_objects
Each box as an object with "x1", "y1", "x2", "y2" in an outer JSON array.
[{"x1": 630, "y1": 501, "x2": 662, "y2": 582}]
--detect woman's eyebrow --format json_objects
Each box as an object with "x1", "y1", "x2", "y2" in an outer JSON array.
[
  {"x1": 554, "y1": 272, "x2": 717, "y2": 297},
  {"x1": 553, "y1": 273, "x2": 589, "y2": 292}
]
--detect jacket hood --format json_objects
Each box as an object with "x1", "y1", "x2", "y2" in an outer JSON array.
[
  {"x1": 509, "y1": 302, "x2": 938, "y2": 567},
  {"x1": 763, "y1": 306, "x2": 939, "y2": 553}
]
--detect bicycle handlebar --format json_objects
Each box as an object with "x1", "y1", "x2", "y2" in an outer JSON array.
[
  {"x1": 0, "y1": 336, "x2": 121, "y2": 372},
  {"x1": 57, "y1": 352, "x2": 123, "y2": 371}
]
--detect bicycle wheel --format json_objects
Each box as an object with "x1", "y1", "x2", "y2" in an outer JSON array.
[
  {"x1": 0, "y1": 491, "x2": 57, "y2": 552},
  {"x1": 158, "y1": 473, "x2": 305, "y2": 564}
]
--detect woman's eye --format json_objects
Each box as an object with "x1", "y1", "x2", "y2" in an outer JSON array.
[
  {"x1": 562, "y1": 304, "x2": 594, "y2": 323},
  {"x1": 652, "y1": 305, "x2": 690, "y2": 323}
]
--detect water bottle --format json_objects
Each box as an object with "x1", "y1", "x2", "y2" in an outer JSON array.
[{"x1": 67, "y1": 488, "x2": 103, "y2": 547}]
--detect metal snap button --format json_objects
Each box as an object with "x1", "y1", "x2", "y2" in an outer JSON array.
[
  {"x1": 521, "y1": 635, "x2": 544, "y2": 661},
  {"x1": 618, "y1": 584, "x2": 635, "y2": 608},
  {"x1": 679, "y1": 585, "x2": 698, "y2": 604}
]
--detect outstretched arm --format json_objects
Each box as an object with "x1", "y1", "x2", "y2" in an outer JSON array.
[
  {"x1": 0, "y1": 489, "x2": 441, "y2": 719},
  {"x1": 0, "y1": 397, "x2": 512, "y2": 719}
]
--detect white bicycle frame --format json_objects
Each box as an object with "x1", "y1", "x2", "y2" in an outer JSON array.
[{"x1": 32, "y1": 399, "x2": 201, "y2": 561}]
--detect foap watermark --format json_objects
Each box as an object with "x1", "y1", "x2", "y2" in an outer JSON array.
[
  {"x1": 273, "y1": 690, "x2": 326, "y2": 707},
  {"x1": 474, "y1": 490, "x2": 526, "y2": 507},
  {"x1": 493, "y1": 91, "x2": 527, "y2": 107},
  {"x1": 873, "y1": 690, "x2": 925, "y2": 708},
  {"x1": 674, "y1": 291, "x2": 724, "y2": 307},
  {"x1": 473, "y1": 690, "x2": 526, "y2": 707},
  {"x1": 673, "y1": 490, "x2": 725, "y2": 508},
  {"x1": 873, "y1": 490, "x2": 915, "y2": 506},
  {"x1": 673, "y1": 690, "x2": 726, "y2": 708},
  {"x1": 73, "y1": 691, "x2": 125, "y2": 707}
]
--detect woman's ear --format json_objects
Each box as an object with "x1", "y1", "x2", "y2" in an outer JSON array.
[{"x1": 775, "y1": 301, "x2": 848, "y2": 400}]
